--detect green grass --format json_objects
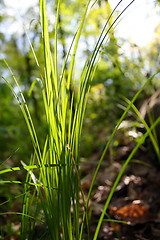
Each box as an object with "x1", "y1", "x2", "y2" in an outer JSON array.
[
  {"x1": 1, "y1": 0, "x2": 160, "y2": 239},
  {"x1": 123, "y1": 96, "x2": 160, "y2": 162}
]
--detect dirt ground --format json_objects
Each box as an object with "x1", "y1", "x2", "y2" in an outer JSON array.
[{"x1": 81, "y1": 139, "x2": 160, "y2": 240}]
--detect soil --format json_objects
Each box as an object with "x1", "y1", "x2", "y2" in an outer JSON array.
[{"x1": 81, "y1": 139, "x2": 160, "y2": 240}]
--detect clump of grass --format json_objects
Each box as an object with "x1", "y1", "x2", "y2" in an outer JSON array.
[{"x1": 1, "y1": 0, "x2": 160, "y2": 239}]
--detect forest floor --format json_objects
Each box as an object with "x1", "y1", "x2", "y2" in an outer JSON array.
[
  {"x1": 1, "y1": 134, "x2": 160, "y2": 239},
  {"x1": 81, "y1": 137, "x2": 160, "y2": 240}
]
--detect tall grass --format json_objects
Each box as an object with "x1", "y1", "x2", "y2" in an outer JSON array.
[{"x1": 1, "y1": 0, "x2": 160, "y2": 239}]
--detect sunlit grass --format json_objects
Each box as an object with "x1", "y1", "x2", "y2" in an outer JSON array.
[{"x1": 1, "y1": 0, "x2": 160, "y2": 239}]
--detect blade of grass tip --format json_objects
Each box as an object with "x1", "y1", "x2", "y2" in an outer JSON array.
[
  {"x1": 2, "y1": 75, "x2": 39, "y2": 161},
  {"x1": 0, "y1": 212, "x2": 35, "y2": 220},
  {"x1": 90, "y1": 0, "x2": 123, "y2": 62},
  {"x1": 123, "y1": 96, "x2": 160, "y2": 161},
  {"x1": 93, "y1": 115, "x2": 160, "y2": 239},
  {"x1": 15, "y1": 9, "x2": 40, "y2": 67},
  {"x1": 82, "y1": 0, "x2": 135, "y2": 95},
  {"x1": 1, "y1": 64, "x2": 42, "y2": 165},
  {"x1": 0, "y1": 192, "x2": 27, "y2": 207},
  {"x1": 23, "y1": 24, "x2": 40, "y2": 67},
  {"x1": 0, "y1": 180, "x2": 44, "y2": 188},
  {"x1": 103, "y1": 219, "x2": 129, "y2": 225},
  {"x1": 131, "y1": 159, "x2": 153, "y2": 168},
  {"x1": 0, "y1": 148, "x2": 19, "y2": 168},
  {"x1": 80, "y1": 71, "x2": 160, "y2": 238},
  {"x1": 79, "y1": 0, "x2": 122, "y2": 92},
  {"x1": 28, "y1": 78, "x2": 39, "y2": 97}
]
